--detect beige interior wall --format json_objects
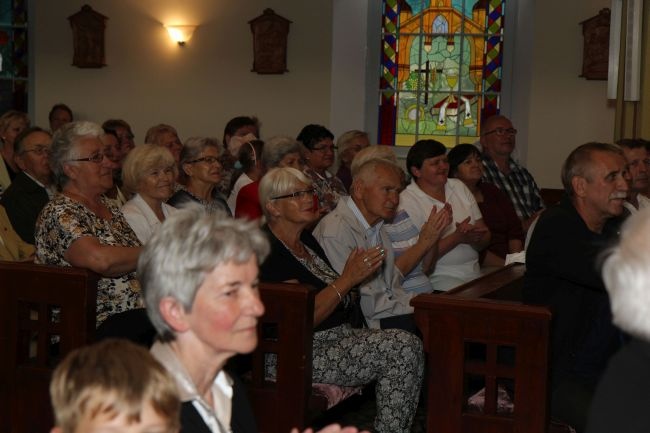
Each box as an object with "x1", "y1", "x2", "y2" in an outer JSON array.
[
  {"x1": 525, "y1": 0, "x2": 615, "y2": 189},
  {"x1": 632, "y1": 0, "x2": 650, "y2": 139},
  {"x1": 32, "y1": 0, "x2": 332, "y2": 142}
]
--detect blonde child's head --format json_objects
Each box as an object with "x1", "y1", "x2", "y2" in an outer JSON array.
[{"x1": 50, "y1": 339, "x2": 180, "y2": 433}]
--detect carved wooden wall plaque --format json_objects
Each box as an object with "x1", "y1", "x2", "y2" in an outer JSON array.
[
  {"x1": 248, "y1": 9, "x2": 291, "y2": 74},
  {"x1": 68, "y1": 5, "x2": 107, "y2": 68},
  {"x1": 579, "y1": 8, "x2": 610, "y2": 80}
]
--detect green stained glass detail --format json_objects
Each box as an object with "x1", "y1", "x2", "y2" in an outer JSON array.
[{"x1": 379, "y1": 0, "x2": 506, "y2": 146}]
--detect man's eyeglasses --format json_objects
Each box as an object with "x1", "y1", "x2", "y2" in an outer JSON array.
[
  {"x1": 21, "y1": 145, "x2": 50, "y2": 156},
  {"x1": 481, "y1": 127, "x2": 518, "y2": 137},
  {"x1": 67, "y1": 152, "x2": 106, "y2": 163},
  {"x1": 187, "y1": 156, "x2": 220, "y2": 165},
  {"x1": 311, "y1": 145, "x2": 337, "y2": 153},
  {"x1": 272, "y1": 188, "x2": 316, "y2": 200}
]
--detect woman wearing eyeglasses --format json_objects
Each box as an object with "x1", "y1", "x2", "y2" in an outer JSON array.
[
  {"x1": 168, "y1": 136, "x2": 231, "y2": 216},
  {"x1": 297, "y1": 124, "x2": 347, "y2": 215},
  {"x1": 259, "y1": 167, "x2": 424, "y2": 433},
  {"x1": 35, "y1": 121, "x2": 143, "y2": 327}
]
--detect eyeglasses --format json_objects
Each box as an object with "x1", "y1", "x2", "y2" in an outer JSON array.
[
  {"x1": 272, "y1": 188, "x2": 316, "y2": 200},
  {"x1": 21, "y1": 145, "x2": 50, "y2": 156},
  {"x1": 481, "y1": 127, "x2": 517, "y2": 137},
  {"x1": 311, "y1": 145, "x2": 337, "y2": 153},
  {"x1": 187, "y1": 156, "x2": 220, "y2": 165},
  {"x1": 67, "y1": 152, "x2": 106, "y2": 163}
]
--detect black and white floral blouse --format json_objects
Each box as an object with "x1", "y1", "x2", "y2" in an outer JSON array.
[{"x1": 35, "y1": 194, "x2": 143, "y2": 325}]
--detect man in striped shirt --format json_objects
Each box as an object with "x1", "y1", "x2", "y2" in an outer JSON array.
[{"x1": 480, "y1": 115, "x2": 544, "y2": 231}]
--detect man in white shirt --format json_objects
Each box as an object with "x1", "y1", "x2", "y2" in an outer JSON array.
[{"x1": 314, "y1": 158, "x2": 444, "y2": 332}]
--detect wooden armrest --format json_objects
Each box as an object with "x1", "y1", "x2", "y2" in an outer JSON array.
[{"x1": 0, "y1": 261, "x2": 99, "y2": 433}]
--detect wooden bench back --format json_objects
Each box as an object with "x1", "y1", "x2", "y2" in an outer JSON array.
[
  {"x1": 250, "y1": 282, "x2": 317, "y2": 433},
  {"x1": 0, "y1": 261, "x2": 98, "y2": 433},
  {"x1": 412, "y1": 264, "x2": 552, "y2": 433}
]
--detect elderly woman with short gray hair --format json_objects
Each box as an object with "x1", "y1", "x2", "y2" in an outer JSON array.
[
  {"x1": 35, "y1": 121, "x2": 142, "y2": 326},
  {"x1": 140, "y1": 206, "x2": 266, "y2": 433},
  {"x1": 141, "y1": 205, "x2": 365, "y2": 433},
  {"x1": 168, "y1": 136, "x2": 230, "y2": 216}
]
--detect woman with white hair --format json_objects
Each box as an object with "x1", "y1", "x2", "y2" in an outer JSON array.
[
  {"x1": 586, "y1": 209, "x2": 650, "y2": 433},
  {"x1": 141, "y1": 205, "x2": 367, "y2": 433},
  {"x1": 35, "y1": 121, "x2": 142, "y2": 326},
  {"x1": 259, "y1": 167, "x2": 424, "y2": 433},
  {"x1": 121, "y1": 144, "x2": 178, "y2": 243},
  {"x1": 168, "y1": 136, "x2": 230, "y2": 216}
]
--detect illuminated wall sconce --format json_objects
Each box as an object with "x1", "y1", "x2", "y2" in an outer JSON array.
[{"x1": 165, "y1": 25, "x2": 197, "y2": 46}]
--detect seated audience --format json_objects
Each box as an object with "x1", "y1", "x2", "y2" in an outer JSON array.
[
  {"x1": 99, "y1": 130, "x2": 129, "y2": 207},
  {"x1": 297, "y1": 124, "x2": 347, "y2": 214},
  {"x1": 314, "y1": 158, "x2": 434, "y2": 331},
  {"x1": 145, "y1": 123, "x2": 183, "y2": 163},
  {"x1": 141, "y1": 206, "x2": 366, "y2": 433},
  {"x1": 259, "y1": 168, "x2": 424, "y2": 433},
  {"x1": 102, "y1": 118, "x2": 136, "y2": 163},
  {"x1": 335, "y1": 130, "x2": 370, "y2": 191},
  {"x1": 48, "y1": 103, "x2": 73, "y2": 133},
  {"x1": 617, "y1": 138, "x2": 650, "y2": 213},
  {"x1": 0, "y1": 204, "x2": 34, "y2": 261},
  {"x1": 168, "y1": 136, "x2": 230, "y2": 215},
  {"x1": 227, "y1": 139, "x2": 264, "y2": 214},
  {"x1": 480, "y1": 114, "x2": 544, "y2": 231},
  {"x1": 587, "y1": 208, "x2": 650, "y2": 433},
  {"x1": 401, "y1": 140, "x2": 490, "y2": 292},
  {"x1": 0, "y1": 110, "x2": 29, "y2": 195},
  {"x1": 219, "y1": 115, "x2": 260, "y2": 195},
  {"x1": 1, "y1": 127, "x2": 53, "y2": 244},
  {"x1": 49, "y1": 339, "x2": 181, "y2": 433},
  {"x1": 447, "y1": 143, "x2": 523, "y2": 267},
  {"x1": 121, "y1": 144, "x2": 178, "y2": 244},
  {"x1": 235, "y1": 135, "x2": 303, "y2": 220},
  {"x1": 524, "y1": 142, "x2": 627, "y2": 432},
  {"x1": 35, "y1": 121, "x2": 142, "y2": 326}
]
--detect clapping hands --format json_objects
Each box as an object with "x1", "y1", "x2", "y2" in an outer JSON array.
[
  {"x1": 455, "y1": 216, "x2": 489, "y2": 246},
  {"x1": 419, "y1": 203, "x2": 452, "y2": 247}
]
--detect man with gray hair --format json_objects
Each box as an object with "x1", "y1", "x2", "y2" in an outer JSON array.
[
  {"x1": 587, "y1": 208, "x2": 650, "y2": 433},
  {"x1": 524, "y1": 142, "x2": 628, "y2": 432},
  {"x1": 1, "y1": 127, "x2": 53, "y2": 243},
  {"x1": 313, "y1": 157, "x2": 443, "y2": 332}
]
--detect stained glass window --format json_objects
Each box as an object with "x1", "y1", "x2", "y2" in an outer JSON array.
[
  {"x1": 378, "y1": 0, "x2": 506, "y2": 147},
  {"x1": 0, "y1": 0, "x2": 27, "y2": 113}
]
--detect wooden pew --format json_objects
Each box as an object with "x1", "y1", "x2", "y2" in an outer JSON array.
[
  {"x1": 0, "y1": 261, "x2": 98, "y2": 433},
  {"x1": 411, "y1": 264, "x2": 554, "y2": 433},
  {"x1": 250, "y1": 282, "x2": 361, "y2": 433}
]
